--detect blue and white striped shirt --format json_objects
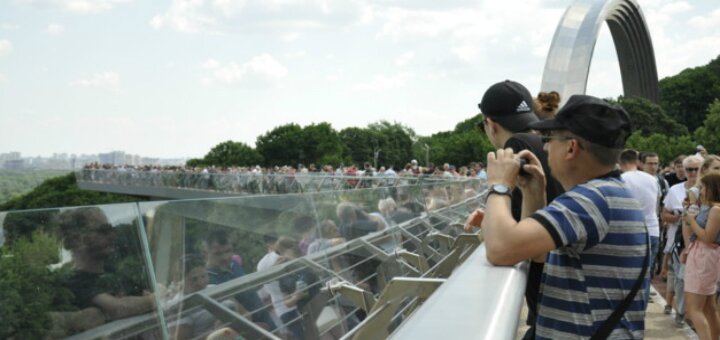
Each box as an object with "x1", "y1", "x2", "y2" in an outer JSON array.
[{"x1": 531, "y1": 171, "x2": 648, "y2": 339}]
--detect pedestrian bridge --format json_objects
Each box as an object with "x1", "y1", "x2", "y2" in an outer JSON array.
[{"x1": 75, "y1": 169, "x2": 460, "y2": 199}]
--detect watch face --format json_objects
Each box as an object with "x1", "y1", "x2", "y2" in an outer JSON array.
[{"x1": 492, "y1": 184, "x2": 510, "y2": 194}]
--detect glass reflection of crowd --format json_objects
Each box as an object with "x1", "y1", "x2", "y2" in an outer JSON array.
[{"x1": 1, "y1": 178, "x2": 481, "y2": 340}]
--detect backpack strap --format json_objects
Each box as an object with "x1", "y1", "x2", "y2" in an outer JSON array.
[{"x1": 590, "y1": 235, "x2": 649, "y2": 340}]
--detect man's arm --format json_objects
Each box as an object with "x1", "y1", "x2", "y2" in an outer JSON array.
[
  {"x1": 481, "y1": 149, "x2": 555, "y2": 266},
  {"x1": 661, "y1": 207, "x2": 681, "y2": 224},
  {"x1": 92, "y1": 293, "x2": 155, "y2": 320},
  {"x1": 482, "y1": 194, "x2": 556, "y2": 266}
]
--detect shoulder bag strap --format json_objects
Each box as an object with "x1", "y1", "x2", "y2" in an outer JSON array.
[{"x1": 590, "y1": 235, "x2": 649, "y2": 340}]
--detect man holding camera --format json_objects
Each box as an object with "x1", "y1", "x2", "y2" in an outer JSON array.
[
  {"x1": 469, "y1": 79, "x2": 564, "y2": 338},
  {"x1": 476, "y1": 95, "x2": 648, "y2": 339}
]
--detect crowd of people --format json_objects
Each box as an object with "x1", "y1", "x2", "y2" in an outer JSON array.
[
  {"x1": 81, "y1": 159, "x2": 488, "y2": 180},
  {"x1": 461, "y1": 79, "x2": 720, "y2": 340},
  {"x1": 22, "y1": 77, "x2": 720, "y2": 340}
]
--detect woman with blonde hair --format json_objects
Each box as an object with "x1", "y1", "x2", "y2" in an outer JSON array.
[{"x1": 682, "y1": 173, "x2": 720, "y2": 339}]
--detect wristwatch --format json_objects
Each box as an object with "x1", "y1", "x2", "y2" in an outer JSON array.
[{"x1": 486, "y1": 183, "x2": 512, "y2": 201}]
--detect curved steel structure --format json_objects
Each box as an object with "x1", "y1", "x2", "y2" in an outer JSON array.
[{"x1": 541, "y1": 0, "x2": 659, "y2": 104}]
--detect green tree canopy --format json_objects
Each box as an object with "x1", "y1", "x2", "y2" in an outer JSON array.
[
  {"x1": 625, "y1": 132, "x2": 696, "y2": 165},
  {"x1": 612, "y1": 96, "x2": 687, "y2": 136},
  {"x1": 367, "y1": 121, "x2": 415, "y2": 168},
  {"x1": 659, "y1": 55, "x2": 720, "y2": 132},
  {"x1": 694, "y1": 99, "x2": 720, "y2": 154},
  {"x1": 299, "y1": 123, "x2": 345, "y2": 166},
  {"x1": 199, "y1": 140, "x2": 264, "y2": 167},
  {"x1": 339, "y1": 127, "x2": 378, "y2": 166},
  {"x1": 255, "y1": 123, "x2": 305, "y2": 167},
  {"x1": 413, "y1": 130, "x2": 493, "y2": 168},
  {"x1": 339, "y1": 121, "x2": 415, "y2": 168},
  {"x1": 0, "y1": 173, "x2": 145, "y2": 212}
]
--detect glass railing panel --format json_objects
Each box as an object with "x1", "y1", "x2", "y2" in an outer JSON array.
[
  {"x1": 139, "y1": 193, "x2": 337, "y2": 339},
  {"x1": 0, "y1": 203, "x2": 164, "y2": 339}
]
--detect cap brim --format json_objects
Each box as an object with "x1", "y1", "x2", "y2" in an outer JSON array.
[
  {"x1": 527, "y1": 117, "x2": 564, "y2": 131},
  {"x1": 491, "y1": 112, "x2": 539, "y2": 133}
]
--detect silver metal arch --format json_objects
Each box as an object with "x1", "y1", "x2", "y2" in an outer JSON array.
[{"x1": 540, "y1": 0, "x2": 659, "y2": 104}]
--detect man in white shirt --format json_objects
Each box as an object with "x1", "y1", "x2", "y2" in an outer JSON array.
[{"x1": 619, "y1": 149, "x2": 660, "y2": 308}]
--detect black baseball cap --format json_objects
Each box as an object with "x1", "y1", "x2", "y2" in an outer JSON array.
[
  {"x1": 528, "y1": 94, "x2": 633, "y2": 149},
  {"x1": 478, "y1": 80, "x2": 539, "y2": 133}
]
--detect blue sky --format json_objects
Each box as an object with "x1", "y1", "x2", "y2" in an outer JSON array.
[{"x1": 1, "y1": 0, "x2": 719, "y2": 159}]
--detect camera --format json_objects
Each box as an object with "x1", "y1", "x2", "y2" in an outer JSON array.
[{"x1": 518, "y1": 158, "x2": 529, "y2": 176}]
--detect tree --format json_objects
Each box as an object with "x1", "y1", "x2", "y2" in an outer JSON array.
[
  {"x1": 0, "y1": 173, "x2": 145, "y2": 213},
  {"x1": 201, "y1": 141, "x2": 263, "y2": 167},
  {"x1": 413, "y1": 130, "x2": 493, "y2": 167},
  {"x1": 453, "y1": 113, "x2": 484, "y2": 133},
  {"x1": 659, "y1": 57, "x2": 720, "y2": 132},
  {"x1": 367, "y1": 121, "x2": 415, "y2": 168},
  {"x1": 694, "y1": 99, "x2": 720, "y2": 154},
  {"x1": 611, "y1": 96, "x2": 687, "y2": 136},
  {"x1": 0, "y1": 231, "x2": 74, "y2": 339},
  {"x1": 339, "y1": 127, "x2": 377, "y2": 166},
  {"x1": 299, "y1": 123, "x2": 344, "y2": 166},
  {"x1": 625, "y1": 132, "x2": 696, "y2": 164},
  {"x1": 255, "y1": 123, "x2": 305, "y2": 167}
]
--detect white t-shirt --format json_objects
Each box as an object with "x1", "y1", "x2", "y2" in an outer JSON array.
[
  {"x1": 663, "y1": 182, "x2": 687, "y2": 253},
  {"x1": 256, "y1": 251, "x2": 280, "y2": 301},
  {"x1": 621, "y1": 170, "x2": 660, "y2": 236}
]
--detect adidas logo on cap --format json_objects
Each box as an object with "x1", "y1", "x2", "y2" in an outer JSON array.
[{"x1": 516, "y1": 100, "x2": 531, "y2": 113}]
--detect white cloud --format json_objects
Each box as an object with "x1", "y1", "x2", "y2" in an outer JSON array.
[
  {"x1": 326, "y1": 74, "x2": 339, "y2": 82},
  {"x1": 69, "y1": 72, "x2": 120, "y2": 89},
  {"x1": 371, "y1": 2, "x2": 563, "y2": 65},
  {"x1": 0, "y1": 39, "x2": 12, "y2": 57},
  {"x1": 395, "y1": 51, "x2": 414, "y2": 66},
  {"x1": 201, "y1": 54, "x2": 288, "y2": 86},
  {"x1": 212, "y1": 0, "x2": 248, "y2": 17},
  {"x1": 150, "y1": 0, "x2": 220, "y2": 34},
  {"x1": 1, "y1": 24, "x2": 20, "y2": 30},
  {"x1": 659, "y1": 1, "x2": 692, "y2": 15},
  {"x1": 17, "y1": 0, "x2": 133, "y2": 14},
  {"x1": 47, "y1": 23, "x2": 65, "y2": 35},
  {"x1": 151, "y1": 0, "x2": 363, "y2": 34},
  {"x1": 284, "y1": 50, "x2": 306, "y2": 59},
  {"x1": 352, "y1": 73, "x2": 409, "y2": 91},
  {"x1": 689, "y1": 8, "x2": 720, "y2": 30},
  {"x1": 451, "y1": 44, "x2": 479, "y2": 62},
  {"x1": 281, "y1": 32, "x2": 301, "y2": 41}
]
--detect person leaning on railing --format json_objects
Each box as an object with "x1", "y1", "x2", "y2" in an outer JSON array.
[{"x1": 469, "y1": 95, "x2": 649, "y2": 339}]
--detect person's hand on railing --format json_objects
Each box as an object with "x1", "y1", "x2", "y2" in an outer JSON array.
[{"x1": 463, "y1": 208, "x2": 485, "y2": 232}]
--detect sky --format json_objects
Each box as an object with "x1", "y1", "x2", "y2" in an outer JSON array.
[{"x1": 1, "y1": 0, "x2": 719, "y2": 159}]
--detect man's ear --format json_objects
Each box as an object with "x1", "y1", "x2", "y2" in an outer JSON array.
[{"x1": 565, "y1": 139, "x2": 581, "y2": 160}]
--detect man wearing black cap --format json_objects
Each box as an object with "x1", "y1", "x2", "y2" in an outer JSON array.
[
  {"x1": 466, "y1": 80, "x2": 563, "y2": 338},
  {"x1": 479, "y1": 95, "x2": 648, "y2": 339}
]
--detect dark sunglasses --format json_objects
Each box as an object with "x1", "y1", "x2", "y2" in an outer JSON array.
[{"x1": 685, "y1": 167, "x2": 699, "y2": 172}]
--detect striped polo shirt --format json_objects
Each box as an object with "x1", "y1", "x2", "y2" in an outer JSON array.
[{"x1": 530, "y1": 171, "x2": 648, "y2": 339}]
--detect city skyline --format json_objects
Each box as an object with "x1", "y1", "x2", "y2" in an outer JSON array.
[{"x1": 1, "y1": 0, "x2": 719, "y2": 159}]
